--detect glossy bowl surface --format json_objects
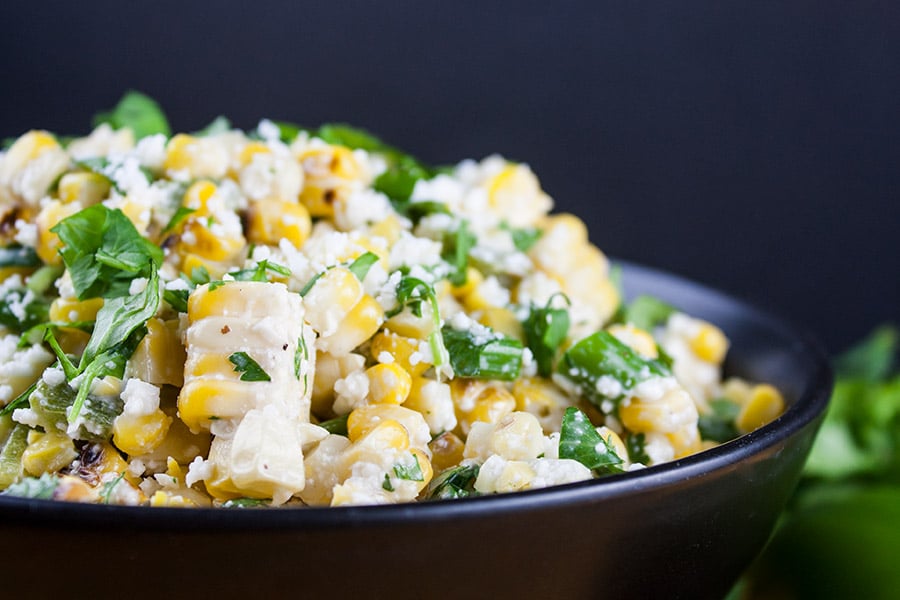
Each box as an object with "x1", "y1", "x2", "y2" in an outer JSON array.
[{"x1": 0, "y1": 261, "x2": 831, "y2": 600}]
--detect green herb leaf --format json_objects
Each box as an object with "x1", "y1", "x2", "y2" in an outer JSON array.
[
  {"x1": 194, "y1": 116, "x2": 232, "y2": 137},
  {"x1": 230, "y1": 260, "x2": 292, "y2": 282},
  {"x1": 441, "y1": 325, "x2": 523, "y2": 380},
  {"x1": 0, "y1": 423, "x2": 29, "y2": 489},
  {"x1": 500, "y1": 222, "x2": 543, "y2": 253},
  {"x1": 99, "y1": 472, "x2": 126, "y2": 504},
  {"x1": 393, "y1": 453, "x2": 424, "y2": 482},
  {"x1": 298, "y1": 271, "x2": 325, "y2": 297},
  {"x1": 319, "y1": 414, "x2": 349, "y2": 436},
  {"x1": 347, "y1": 252, "x2": 380, "y2": 282},
  {"x1": 268, "y1": 121, "x2": 308, "y2": 144},
  {"x1": 228, "y1": 352, "x2": 271, "y2": 382},
  {"x1": 0, "y1": 381, "x2": 37, "y2": 418},
  {"x1": 559, "y1": 406, "x2": 624, "y2": 475},
  {"x1": 0, "y1": 285, "x2": 50, "y2": 334},
  {"x1": 523, "y1": 297, "x2": 570, "y2": 377},
  {"x1": 425, "y1": 464, "x2": 480, "y2": 500},
  {"x1": 561, "y1": 330, "x2": 671, "y2": 409},
  {"x1": 834, "y1": 325, "x2": 897, "y2": 382},
  {"x1": 625, "y1": 432, "x2": 651, "y2": 465},
  {"x1": 93, "y1": 90, "x2": 171, "y2": 139},
  {"x1": 406, "y1": 201, "x2": 450, "y2": 224},
  {"x1": 698, "y1": 398, "x2": 742, "y2": 443},
  {"x1": 163, "y1": 289, "x2": 190, "y2": 313},
  {"x1": 623, "y1": 295, "x2": 676, "y2": 331},
  {"x1": 1, "y1": 473, "x2": 59, "y2": 499},
  {"x1": 163, "y1": 206, "x2": 196, "y2": 233},
  {"x1": 0, "y1": 245, "x2": 41, "y2": 269},
  {"x1": 441, "y1": 221, "x2": 477, "y2": 287},
  {"x1": 382, "y1": 474, "x2": 395, "y2": 492},
  {"x1": 52, "y1": 205, "x2": 163, "y2": 300}
]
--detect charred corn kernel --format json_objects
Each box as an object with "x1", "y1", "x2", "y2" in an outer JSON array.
[
  {"x1": 619, "y1": 388, "x2": 699, "y2": 434},
  {"x1": 178, "y1": 218, "x2": 245, "y2": 263},
  {"x1": 490, "y1": 412, "x2": 545, "y2": 461},
  {"x1": 22, "y1": 429, "x2": 78, "y2": 476},
  {"x1": 403, "y1": 378, "x2": 457, "y2": 434},
  {"x1": 164, "y1": 134, "x2": 228, "y2": 179},
  {"x1": 369, "y1": 332, "x2": 429, "y2": 378},
  {"x1": 428, "y1": 431, "x2": 465, "y2": 472},
  {"x1": 454, "y1": 382, "x2": 517, "y2": 435},
  {"x1": 450, "y1": 267, "x2": 484, "y2": 299},
  {"x1": 317, "y1": 294, "x2": 384, "y2": 356},
  {"x1": 690, "y1": 322, "x2": 729, "y2": 364},
  {"x1": 298, "y1": 146, "x2": 363, "y2": 217},
  {"x1": 666, "y1": 425, "x2": 702, "y2": 459},
  {"x1": 736, "y1": 384, "x2": 785, "y2": 434},
  {"x1": 126, "y1": 318, "x2": 185, "y2": 387},
  {"x1": 49, "y1": 296, "x2": 104, "y2": 324},
  {"x1": 182, "y1": 180, "x2": 217, "y2": 214},
  {"x1": 113, "y1": 410, "x2": 172, "y2": 456},
  {"x1": 721, "y1": 377, "x2": 753, "y2": 405},
  {"x1": 596, "y1": 426, "x2": 629, "y2": 464},
  {"x1": 479, "y1": 307, "x2": 524, "y2": 341},
  {"x1": 35, "y1": 200, "x2": 83, "y2": 265},
  {"x1": 246, "y1": 198, "x2": 312, "y2": 247},
  {"x1": 75, "y1": 442, "x2": 131, "y2": 487},
  {"x1": 57, "y1": 172, "x2": 110, "y2": 205},
  {"x1": 366, "y1": 363, "x2": 412, "y2": 405},
  {"x1": 512, "y1": 377, "x2": 573, "y2": 433},
  {"x1": 347, "y1": 405, "x2": 431, "y2": 453},
  {"x1": 303, "y1": 266, "x2": 364, "y2": 338},
  {"x1": 607, "y1": 323, "x2": 658, "y2": 359},
  {"x1": 311, "y1": 352, "x2": 365, "y2": 418}
]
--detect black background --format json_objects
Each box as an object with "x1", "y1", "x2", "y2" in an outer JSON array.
[{"x1": 2, "y1": 1, "x2": 898, "y2": 355}]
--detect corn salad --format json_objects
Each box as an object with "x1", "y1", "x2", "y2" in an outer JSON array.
[{"x1": 0, "y1": 93, "x2": 785, "y2": 507}]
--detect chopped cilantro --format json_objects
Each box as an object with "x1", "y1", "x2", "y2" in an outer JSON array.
[
  {"x1": 319, "y1": 414, "x2": 349, "y2": 436},
  {"x1": 228, "y1": 352, "x2": 271, "y2": 382},
  {"x1": 522, "y1": 295, "x2": 570, "y2": 377},
  {"x1": 441, "y1": 325, "x2": 523, "y2": 381},
  {"x1": 347, "y1": 251, "x2": 380, "y2": 282},
  {"x1": 558, "y1": 407, "x2": 624, "y2": 475},
  {"x1": 393, "y1": 454, "x2": 425, "y2": 482},
  {"x1": 93, "y1": 90, "x2": 171, "y2": 139},
  {"x1": 442, "y1": 220, "x2": 476, "y2": 286}
]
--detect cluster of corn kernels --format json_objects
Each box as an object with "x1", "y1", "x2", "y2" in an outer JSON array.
[{"x1": 0, "y1": 121, "x2": 785, "y2": 507}]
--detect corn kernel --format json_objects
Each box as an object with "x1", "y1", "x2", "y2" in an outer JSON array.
[
  {"x1": 49, "y1": 296, "x2": 104, "y2": 324},
  {"x1": 246, "y1": 198, "x2": 312, "y2": 247},
  {"x1": 127, "y1": 318, "x2": 186, "y2": 387},
  {"x1": 619, "y1": 388, "x2": 699, "y2": 434},
  {"x1": 57, "y1": 172, "x2": 111, "y2": 205},
  {"x1": 428, "y1": 431, "x2": 465, "y2": 473},
  {"x1": 666, "y1": 425, "x2": 702, "y2": 458},
  {"x1": 366, "y1": 363, "x2": 412, "y2": 405},
  {"x1": 369, "y1": 332, "x2": 429, "y2": 378},
  {"x1": 690, "y1": 322, "x2": 729, "y2": 364},
  {"x1": 512, "y1": 377, "x2": 573, "y2": 433},
  {"x1": 317, "y1": 294, "x2": 384, "y2": 356},
  {"x1": 22, "y1": 430, "x2": 77, "y2": 476},
  {"x1": 607, "y1": 323, "x2": 658, "y2": 359},
  {"x1": 479, "y1": 307, "x2": 524, "y2": 341},
  {"x1": 346, "y1": 405, "x2": 430, "y2": 453},
  {"x1": 113, "y1": 410, "x2": 173, "y2": 456},
  {"x1": 35, "y1": 200, "x2": 83, "y2": 265},
  {"x1": 736, "y1": 384, "x2": 785, "y2": 434}
]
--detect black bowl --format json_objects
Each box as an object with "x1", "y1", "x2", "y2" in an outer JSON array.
[{"x1": 0, "y1": 261, "x2": 831, "y2": 600}]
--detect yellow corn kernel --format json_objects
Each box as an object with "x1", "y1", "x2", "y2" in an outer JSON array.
[
  {"x1": 49, "y1": 296, "x2": 104, "y2": 324},
  {"x1": 239, "y1": 141, "x2": 271, "y2": 166},
  {"x1": 409, "y1": 447, "x2": 434, "y2": 488},
  {"x1": 619, "y1": 388, "x2": 698, "y2": 434},
  {"x1": 303, "y1": 266, "x2": 364, "y2": 336},
  {"x1": 384, "y1": 301, "x2": 437, "y2": 339},
  {"x1": 428, "y1": 431, "x2": 465, "y2": 473},
  {"x1": 298, "y1": 147, "x2": 363, "y2": 216},
  {"x1": 177, "y1": 379, "x2": 259, "y2": 432},
  {"x1": 164, "y1": 134, "x2": 227, "y2": 179},
  {"x1": 366, "y1": 363, "x2": 412, "y2": 405},
  {"x1": 113, "y1": 410, "x2": 173, "y2": 456},
  {"x1": 311, "y1": 352, "x2": 365, "y2": 418},
  {"x1": 736, "y1": 384, "x2": 785, "y2": 434},
  {"x1": 347, "y1": 405, "x2": 426, "y2": 448},
  {"x1": 127, "y1": 318, "x2": 186, "y2": 387},
  {"x1": 607, "y1": 323, "x2": 658, "y2": 359},
  {"x1": 318, "y1": 294, "x2": 384, "y2": 356},
  {"x1": 22, "y1": 429, "x2": 78, "y2": 476},
  {"x1": 57, "y1": 172, "x2": 110, "y2": 205},
  {"x1": 342, "y1": 419, "x2": 410, "y2": 468},
  {"x1": 368, "y1": 215, "x2": 404, "y2": 244},
  {"x1": 450, "y1": 267, "x2": 484, "y2": 299},
  {"x1": 486, "y1": 163, "x2": 552, "y2": 227},
  {"x1": 53, "y1": 475, "x2": 99, "y2": 503},
  {"x1": 369, "y1": 332, "x2": 429, "y2": 378},
  {"x1": 478, "y1": 307, "x2": 524, "y2": 341},
  {"x1": 35, "y1": 200, "x2": 83, "y2": 265},
  {"x1": 246, "y1": 198, "x2": 312, "y2": 247},
  {"x1": 140, "y1": 402, "x2": 212, "y2": 465},
  {"x1": 150, "y1": 490, "x2": 200, "y2": 508},
  {"x1": 721, "y1": 377, "x2": 753, "y2": 405},
  {"x1": 489, "y1": 412, "x2": 545, "y2": 461},
  {"x1": 512, "y1": 377, "x2": 573, "y2": 433},
  {"x1": 0, "y1": 130, "x2": 59, "y2": 176},
  {"x1": 178, "y1": 218, "x2": 245, "y2": 263},
  {"x1": 666, "y1": 425, "x2": 702, "y2": 459},
  {"x1": 453, "y1": 381, "x2": 517, "y2": 435},
  {"x1": 461, "y1": 278, "x2": 508, "y2": 313},
  {"x1": 178, "y1": 253, "x2": 229, "y2": 281},
  {"x1": 0, "y1": 265, "x2": 35, "y2": 284},
  {"x1": 182, "y1": 180, "x2": 218, "y2": 214},
  {"x1": 690, "y1": 322, "x2": 729, "y2": 364}
]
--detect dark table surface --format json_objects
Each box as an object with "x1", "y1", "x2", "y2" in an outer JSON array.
[{"x1": 2, "y1": 1, "x2": 897, "y2": 354}]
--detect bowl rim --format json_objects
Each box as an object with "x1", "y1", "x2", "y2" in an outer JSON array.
[{"x1": 0, "y1": 260, "x2": 833, "y2": 531}]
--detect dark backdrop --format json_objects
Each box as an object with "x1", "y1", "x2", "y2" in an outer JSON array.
[{"x1": 2, "y1": 1, "x2": 898, "y2": 354}]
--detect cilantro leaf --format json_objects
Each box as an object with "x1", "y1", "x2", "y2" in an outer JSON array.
[
  {"x1": 559, "y1": 406, "x2": 624, "y2": 475},
  {"x1": 347, "y1": 252, "x2": 380, "y2": 282},
  {"x1": 52, "y1": 205, "x2": 162, "y2": 300},
  {"x1": 393, "y1": 453, "x2": 425, "y2": 482},
  {"x1": 93, "y1": 90, "x2": 170, "y2": 139},
  {"x1": 426, "y1": 464, "x2": 480, "y2": 500},
  {"x1": 0, "y1": 245, "x2": 41, "y2": 269},
  {"x1": 523, "y1": 297, "x2": 570, "y2": 377},
  {"x1": 228, "y1": 352, "x2": 271, "y2": 382},
  {"x1": 319, "y1": 414, "x2": 349, "y2": 436},
  {"x1": 441, "y1": 221, "x2": 476, "y2": 287},
  {"x1": 698, "y1": 398, "x2": 742, "y2": 443},
  {"x1": 193, "y1": 115, "x2": 232, "y2": 137},
  {"x1": 442, "y1": 325, "x2": 523, "y2": 381},
  {"x1": 623, "y1": 295, "x2": 676, "y2": 331},
  {"x1": 1, "y1": 473, "x2": 60, "y2": 500}
]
